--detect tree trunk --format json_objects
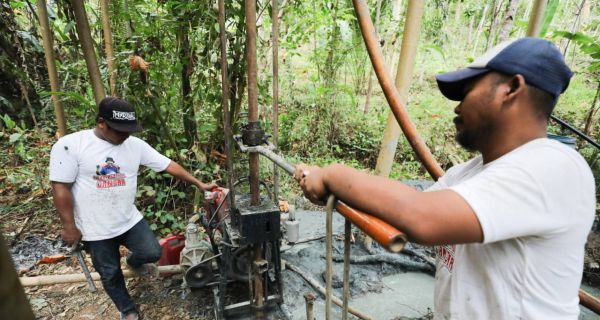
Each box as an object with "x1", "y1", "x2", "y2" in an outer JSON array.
[
  {"x1": 37, "y1": 0, "x2": 67, "y2": 136},
  {"x1": 362, "y1": 0, "x2": 382, "y2": 114},
  {"x1": 218, "y1": 0, "x2": 236, "y2": 207},
  {"x1": 100, "y1": 0, "x2": 116, "y2": 96},
  {"x1": 485, "y1": 0, "x2": 502, "y2": 50},
  {"x1": 123, "y1": 0, "x2": 133, "y2": 38},
  {"x1": 369, "y1": 1, "x2": 424, "y2": 251},
  {"x1": 562, "y1": 0, "x2": 586, "y2": 61},
  {"x1": 467, "y1": 13, "x2": 475, "y2": 45},
  {"x1": 471, "y1": 1, "x2": 490, "y2": 55},
  {"x1": 71, "y1": 0, "x2": 106, "y2": 104},
  {"x1": 374, "y1": 0, "x2": 424, "y2": 177},
  {"x1": 583, "y1": 82, "x2": 600, "y2": 137},
  {"x1": 497, "y1": 0, "x2": 520, "y2": 43},
  {"x1": 177, "y1": 23, "x2": 197, "y2": 144},
  {"x1": 581, "y1": 0, "x2": 590, "y2": 27},
  {"x1": 454, "y1": 0, "x2": 463, "y2": 25},
  {"x1": 526, "y1": 0, "x2": 547, "y2": 38}
]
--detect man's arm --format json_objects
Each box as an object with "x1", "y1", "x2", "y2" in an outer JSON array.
[
  {"x1": 163, "y1": 161, "x2": 217, "y2": 191},
  {"x1": 51, "y1": 182, "x2": 81, "y2": 246},
  {"x1": 295, "y1": 164, "x2": 483, "y2": 246}
]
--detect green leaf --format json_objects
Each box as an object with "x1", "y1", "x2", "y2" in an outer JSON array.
[
  {"x1": 9, "y1": 133, "x2": 22, "y2": 144},
  {"x1": 63, "y1": 21, "x2": 76, "y2": 35},
  {"x1": 2, "y1": 114, "x2": 15, "y2": 130},
  {"x1": 539, "y1": 0, "x2": 559, "y2": 37},
  {"x1": 150, "y1": 223, "x2": 158, "y2": 231},
  {"x1": 423, "y1": 44, "x2": 446, "y2": 61}
]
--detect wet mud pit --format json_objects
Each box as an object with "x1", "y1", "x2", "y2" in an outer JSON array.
[
  {"x1": 11, "y1": 207, "x2": 436, "y2": 320},
  {"x1": 9, "y1": 179, "x2": 600, "y2": 320}
]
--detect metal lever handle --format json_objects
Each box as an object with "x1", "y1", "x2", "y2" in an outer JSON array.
[{"x1": 235, "y1": 138, "x2": 407, "y2": 252}]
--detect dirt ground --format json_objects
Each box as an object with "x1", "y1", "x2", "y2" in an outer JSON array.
[
  {"x1": 6, "y1": 206, "x2": 436, "y2": 320},
  {"x1": 3, "y1": 188, "x2": 600, "y2": 319}
]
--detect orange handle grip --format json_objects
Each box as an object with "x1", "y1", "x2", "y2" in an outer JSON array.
[{"x1": 335, "y1": 201, "x2": 407, "y2": 253}]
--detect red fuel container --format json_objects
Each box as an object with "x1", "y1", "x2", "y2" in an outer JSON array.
[{"x1": 158, "y1": 234, "x2": 185, "y2": 266}]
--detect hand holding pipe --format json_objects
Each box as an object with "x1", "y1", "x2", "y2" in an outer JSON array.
[{"x1": 235, "y1": 138, "x2": 407, "y2": 252}]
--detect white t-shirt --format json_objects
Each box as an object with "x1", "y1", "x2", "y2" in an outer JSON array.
[
  {"x1": 49, "y1": 129, "x2": 171, "y2": 241},
  {"x1": 428, "y1": 138, "x2": 595, "y2": 319}
]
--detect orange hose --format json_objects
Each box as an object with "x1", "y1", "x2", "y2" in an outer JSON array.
[
  {"x1": 336, "y1": 201, "x2": 407, "y2": 253},
  {"x1": 352, "y1": 0, "x2": 444, "y2": 180}
]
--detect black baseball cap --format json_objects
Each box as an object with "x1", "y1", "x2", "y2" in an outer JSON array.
[
  {"x1": 436, "y1": 37, "x2": 573, "y2": 101},
  {"x1": 97, "y1": 97, "x2": 142, "y2": 133}
]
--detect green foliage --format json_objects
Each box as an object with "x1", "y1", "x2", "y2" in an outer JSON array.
[
  {"x1": 2, "y1": 0, "x2": 599, "y2": 233},
  {"x1": 1, "y1": 114, "x2": 30, "y2": 162},
  {"x1": 539, "y1": 0, "x2": 560, "y2": 37},
  {"x1": 553, "y1": 30, "x2": 600, "y2": 79}
]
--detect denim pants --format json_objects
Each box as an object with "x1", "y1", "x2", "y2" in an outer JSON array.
[{"x1": 84, "y1": 219, "x2": 162, "y2": 315}]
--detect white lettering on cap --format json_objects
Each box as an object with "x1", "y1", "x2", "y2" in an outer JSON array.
[{"x1": 112, "y1": 110, "x2": 136, "y2": 121}]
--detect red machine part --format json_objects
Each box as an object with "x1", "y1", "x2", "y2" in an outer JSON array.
[
  {"x1": 158, "y1": 234, "x2": 186, "y2": 266},
  {"x1": 204, "y1": 187, "x2": 230, "y2": 222}
]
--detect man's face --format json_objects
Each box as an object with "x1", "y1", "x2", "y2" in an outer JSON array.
[
  {"x1": 453, "y1": 73, "x2": 503, "y2": 151},
  {"x1": 98, "y1": 119, "x2": 130, "y2": 145}
]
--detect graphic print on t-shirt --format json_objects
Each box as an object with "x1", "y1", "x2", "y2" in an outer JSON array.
[
  {"x1": 437, "y1": 245, "x2": 456, "y2": 272},
  {"x1": 94, "y1": 157, "x2": 126, "y2": 188}
]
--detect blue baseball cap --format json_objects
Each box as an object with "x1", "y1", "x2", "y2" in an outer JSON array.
[{"x1": 436, "y1": 37, "x2": 573, "y2": 101}]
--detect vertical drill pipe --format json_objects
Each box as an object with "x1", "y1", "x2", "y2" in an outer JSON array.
[
  {"x1": 245, "y1": 0, "x2": 264, "y2": 314},
  {"x1": 245, "y1": 0, "x2": 260, "y2": 205},
  {"x1": 218, "y1": 0, "x2": 236, "y2": 206},
  {"x1": 271, "y1": 0, "x2": 280, "y2": 202},
  {"x1": 352, "y1": 0, "x2": 444, "y2": 180},
  {"x1": 240, "y1": 144, "x2": 407, "y2": 252},
  {"x1": 342, "y1": 219, "x2": 351, "y2": 320},
  {"x1": 325, "y1": 195, "x2": 335, "y2": 319},
  {"x1": 304, "y1": 292, "x2": 316, "y2": 320},
  {"x1": 253, "y1": 244, "x2": 265, "y2": 318}
]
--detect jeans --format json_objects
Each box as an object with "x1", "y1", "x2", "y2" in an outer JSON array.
[{"x1": 84, "y1": 219, "x2": 162, "y2": 315}]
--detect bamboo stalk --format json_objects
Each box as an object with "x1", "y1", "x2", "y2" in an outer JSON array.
[
  {"x1": 20, "y1": 265, "x2": 181, "y2": 287},
  {"x1": 99, "y1": 0, "x2": 117, "y2": 96},
  {"x1": 36, "y1": 0, "x2": 67, "y2": 137},
  {"x1": 71, "y1": 0, "x2": 106, "y2": 104}
]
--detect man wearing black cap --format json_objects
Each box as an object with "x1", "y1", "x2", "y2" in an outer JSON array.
[
  {"x1": 294, "y1": 37, "x2": 596, "y2": 318},
  {"x1": 49, "y1": 97, "x2": 217, "y2": 320}
]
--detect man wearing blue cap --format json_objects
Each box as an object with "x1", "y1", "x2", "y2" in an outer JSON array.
[
  {"x1": 49, "y1": 97, "x2": 218, "y2": 320},
  {"x1": 294, "y1": 38, "x2": 596, "y2": 318}
]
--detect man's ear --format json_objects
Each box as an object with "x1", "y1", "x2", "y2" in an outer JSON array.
[
  {"x1": 97, "y1": 118, "x2": 106, "y2": 129},
  {"x1": 507, "y1": 74, "x2": 526, "y2": 96}
]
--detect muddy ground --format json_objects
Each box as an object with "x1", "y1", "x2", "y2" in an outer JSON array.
[
  {"x1": 4, "y1": 188, "x2": 600, "y2": 319},
  {"x1": 7, "y1": 204, "x2": 436, "y2": 320}
]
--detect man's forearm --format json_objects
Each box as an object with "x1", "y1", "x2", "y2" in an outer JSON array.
[
  {"x1": 322, "y1": 164, "x2": 420, "y2": 234},
  {"x1": 164, "y1": 161, "x2": 209, "y2": 190},
  {"x1": 52, "y1": 183, "x2": 76, "y2": 228}
]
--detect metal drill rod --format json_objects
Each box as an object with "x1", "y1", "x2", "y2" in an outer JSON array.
[
  {"x1": 234, "y1": 137, "x2": 407, "y2": 253},
  {"x1": 342, "y1": 219, "x2": 351, "y2": 320},
  {"x1": 234, "y1": 136, "x2": 295, "y2": 174},
  {"x1": 70, "y1": 242, "x2": 97, "y2": 293},
  {"x1": 325, "y1": 195, "x2": 335, "y2": 320}
]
